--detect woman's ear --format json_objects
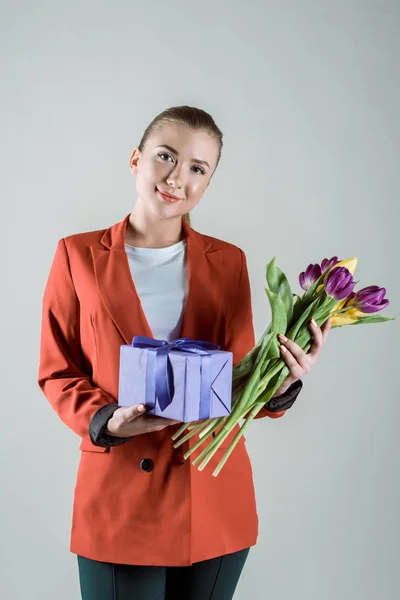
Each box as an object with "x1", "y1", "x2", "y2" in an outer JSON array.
[{"x1": 129, "y1": 148, "x2": 140, "y2": 174}]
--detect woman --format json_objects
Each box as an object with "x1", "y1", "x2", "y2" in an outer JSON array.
[{"x1": 38, "y1": 105, "x2": 331, "y2": 600}]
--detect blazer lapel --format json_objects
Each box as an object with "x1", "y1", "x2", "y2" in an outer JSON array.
[
  {"x1": 91, "y1": 213, "x2": 225, "y2": 347},
  {"x1": 179, "y1": 221, "x2": 224, "y2": 344}
]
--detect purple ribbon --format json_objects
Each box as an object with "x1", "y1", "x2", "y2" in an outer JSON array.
[{"x1": 132, "y1": 336, "x2": 220, "y2": 419}]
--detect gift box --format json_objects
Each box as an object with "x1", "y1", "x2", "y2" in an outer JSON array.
[{"x1": 118, "y1": 336, "x2": 233, "y2": 422}]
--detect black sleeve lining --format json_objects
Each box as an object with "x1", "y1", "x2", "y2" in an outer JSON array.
[
  {"x1": 264, "y1": 379, "x2": 303, "y2": 412},
  {"x1": 89, "y1": 404, "x2": 134, "y2": 447}
]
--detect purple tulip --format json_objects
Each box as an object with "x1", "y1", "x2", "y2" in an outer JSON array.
[
  {"x1": 353, "y1": 286, "x2": 390, "y2": 313},
  {"x1": 321, "y1": 256, "x2": 339, "y2": 272},
  {"x1": 325, "y1": 266, "x2": 356, "y2": 300},
  {"x1": 299, "y1": 264, "x2": 322, "y2": 291}
]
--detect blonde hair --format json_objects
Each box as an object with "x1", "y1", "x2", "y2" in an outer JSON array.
[{"x1": 137, "y1": 105, "x2": 224, "y2": 227}]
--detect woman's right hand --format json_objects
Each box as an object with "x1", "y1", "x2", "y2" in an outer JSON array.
[{"x1": 105, "y1": 404, "x2": 181, "y2": 437}]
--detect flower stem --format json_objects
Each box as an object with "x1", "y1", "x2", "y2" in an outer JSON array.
[
  {"x1": 201, "y1": 362, "x2": 262, "y2": 450},
  {"x1": 182, "y1": 418, "x2": 228, "y2": 458},
  {"x1": 197, "y1": 418, "x2": 221, "y2": 439},
  {"x1": 211, "y1": 403, "x2": 266, "y2": 476},
  {"x1": 173, "y1": 419, "x2": 218, "y2": 449},
  {"x1": 189, "y1": 410, "x2": 248, "y2": 465},
  {"x1": 171, "y1": 422, "x2": 191, "y2": 441}
]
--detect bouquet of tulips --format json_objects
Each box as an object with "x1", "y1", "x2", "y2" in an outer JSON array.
[{"x1": 171, "y1": 256, "x2": 395, "y2": 477}]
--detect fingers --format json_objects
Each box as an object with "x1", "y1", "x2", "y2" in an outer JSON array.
[
  {"x1": 321, "y1": 316, "x2": 333, "y2": 342},
  {"x1": 308, "y1": 316, "x2": 332, "y2": 357},
  {"x1": 279, "y1": 317, "x2": 332, "y2": 375},
  {"x1": 110, "y1": 405, "x2": 180, "y2": 438},
  {"x1": 117, "y1": 403, "x2": 183, "y2": 434},
  {"x1": 123, "y1": 403, "x2": 147, "y2": 422},
  {"x1": 281, "y1": 342, "x2": 311, "y2": 379},
  {"x1": 278, "y1": 334, "x2": 311, "y2": 375},
  {"x1": 309, "y1": 319, "x2": 324, "y2": 350}
]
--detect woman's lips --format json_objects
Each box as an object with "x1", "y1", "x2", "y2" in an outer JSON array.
[{"x1": 157, "y1": 189, "x2": 183, "y2": 203}]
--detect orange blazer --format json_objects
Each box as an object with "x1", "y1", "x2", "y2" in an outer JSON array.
[{"x1": 38, "y1": 212, "x2": 286, "y2": 566}]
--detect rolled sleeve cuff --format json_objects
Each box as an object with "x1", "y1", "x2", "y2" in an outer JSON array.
[
  {"x1": 89, "y1": 404, "x2": 134, "y2": 447},
  {"x1": 264, "y1": 379, "x2": 303, "y2": 412}
]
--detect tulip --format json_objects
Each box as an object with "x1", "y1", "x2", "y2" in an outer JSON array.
[
  {"x1": 316, "y1": 257, "x2": 355, "y2": 295},
  {"x1": 331, "y1": 257, "x2": 358, "y2": 275},
  {"x1": 299, "y1": 264, "x2": 321, "y2": 291},
  {"x1": 352, "y1": 286, "x2": 390, "y2": 314},
  {"x1": 321, "y1": 256, "x2": 339, "y2": 272},
  {"x1": 325, "y1": 266, "x2": 356, "y2": 300}
]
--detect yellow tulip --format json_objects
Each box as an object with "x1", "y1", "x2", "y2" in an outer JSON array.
[
  {"x1": 330, "y1": 306, "x2": 365, "y2": 326},
  {"x1": 327, "y1": 257, "x2": 358, "y2": 277},
  {"x1": 331, "y1": 312, "x2": 358, "y2": 326}
]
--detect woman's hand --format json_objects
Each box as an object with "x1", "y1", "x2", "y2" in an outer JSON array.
[
  {"x1": 106, "y1": 404, "x2": 181, "y2": 437},
  {"x1": 272, "y1": 316, "x2": 333, "y2": 397}
]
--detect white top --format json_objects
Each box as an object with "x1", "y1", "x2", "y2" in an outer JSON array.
[{"x1": 124, "y1": 239, "x2": 188, "y2": 342}]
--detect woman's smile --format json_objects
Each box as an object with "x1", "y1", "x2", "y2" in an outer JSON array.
[{"x1": 156, "y1": 188, "x2": 184, "y2": 204}]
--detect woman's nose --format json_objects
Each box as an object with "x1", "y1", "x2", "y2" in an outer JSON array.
[{"x1": 167, "y1": 164, "x2": 185, "y2": 189}]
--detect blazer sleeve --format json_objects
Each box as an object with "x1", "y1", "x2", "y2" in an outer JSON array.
[
  {"x1": 224, "y1": 248, "x2": 302, "y2": 420},
  {"x1": 38, "y1": 238, "x2": 119, "y2": 439}
]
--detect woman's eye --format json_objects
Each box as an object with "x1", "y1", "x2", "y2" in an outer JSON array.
[
  {"x1": 192, "y1": 166, "x2": 205, "y2": 175},
  {"x1": 158, "y1": 153, "x2": 205, "y2": 175},
  {"x1": 158, "y1": 153, "x2": 173, "y2": 162}
]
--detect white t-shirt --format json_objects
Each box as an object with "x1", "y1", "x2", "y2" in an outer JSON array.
[{"x1": 124, "y1": 238, "x2": 188, "y2": 342}]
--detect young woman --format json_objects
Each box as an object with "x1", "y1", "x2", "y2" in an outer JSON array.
[{"x1": 38, "y1": 105, "x2": 331, "y2": 600}]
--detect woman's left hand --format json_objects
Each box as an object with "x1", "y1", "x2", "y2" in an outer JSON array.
[{"x1": 272, "y1": 316, "x2": 333, "y2": 397}]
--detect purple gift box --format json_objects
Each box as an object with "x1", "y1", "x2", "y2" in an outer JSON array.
[{"x1": 118, "y1": 336, "x2": 233, "y2": 422}]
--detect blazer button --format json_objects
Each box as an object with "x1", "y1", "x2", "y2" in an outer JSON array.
[{"x1": 140, "y1": 458, "x2": 153, "y2": 472}]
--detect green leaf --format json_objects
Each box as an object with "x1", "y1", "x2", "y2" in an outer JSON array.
[
  {"x1": 232, "y1": 344, "x2": 259, "y2": 380},
  {"x1": 286, "y1": 295, "x2": 322, "y2": 340},
  {"x1": 265, "y1": 288, "x2": 287, "y2": 334},
  {"x1": 257, "y1": 330, "x2": 280, "y2": 364},
  {"x1": 348, "y1": 315, "x2": 396, "y2": 325},
  {"x1": 232, "y1": 326, "x2": 274, "y2": 391},
  {"x1": 266, "y1": 257, "x2": 294, "y2": 324}
]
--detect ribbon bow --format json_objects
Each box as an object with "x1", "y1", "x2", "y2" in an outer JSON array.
[{"x1": 132, "y1": 336, "x2": 220, "y2": 417}]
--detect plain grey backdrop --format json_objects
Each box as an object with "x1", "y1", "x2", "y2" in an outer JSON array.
[{"x1": 1, "y1": 1, "x2": 399, "y2": 598}]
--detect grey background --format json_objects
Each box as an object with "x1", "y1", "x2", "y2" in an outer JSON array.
[{"x1": 1, "y1": 1, "x2": 399, "y2": 598}]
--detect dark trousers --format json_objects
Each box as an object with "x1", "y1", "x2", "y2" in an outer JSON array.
[{"x1": 77, "y1": 547, "x2": 250, "y2": 600}]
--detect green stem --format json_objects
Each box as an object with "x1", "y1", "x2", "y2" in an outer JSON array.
[
  {"x1": 171, "y1": 422, "x2": 191, "y2": 441},
  {"x1": 173, "y1": 419, "x2": 218, "y2": 449},
  {"x1": 211, "y1": 403, "x2": 266, "y2": 476},
  {"x1": 189, "y1": 417, "x2": 240, "y2": 464},
  {"x1": 182, "y1": 396, "x2": 250, "y2": 461},
  {"x1": 258, "y1": 359, "x2": 285, "y2": 398},
  {"x1": 330, "y1": 306, "x2": 353, "y2": 315},
  {"x1": 197, "y1": 418, "x2": 221, "y2": 440},
  {"x1": 176, "y1": 360, "x2": 262, "y2": 461},
  {"x1": 192, "y1": 355, "x2": 286, "y2": 467},
  {"x1": 183, "y1": 418, "x2": 229, "y2": 458},
  {"x1": 201, "y1": 362, "x2": 262, "y2": 454}
]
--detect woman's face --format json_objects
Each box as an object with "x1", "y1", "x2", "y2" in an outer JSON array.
[{"x1": 129, "y1": 122, "x2": 220, "y2": 220}]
